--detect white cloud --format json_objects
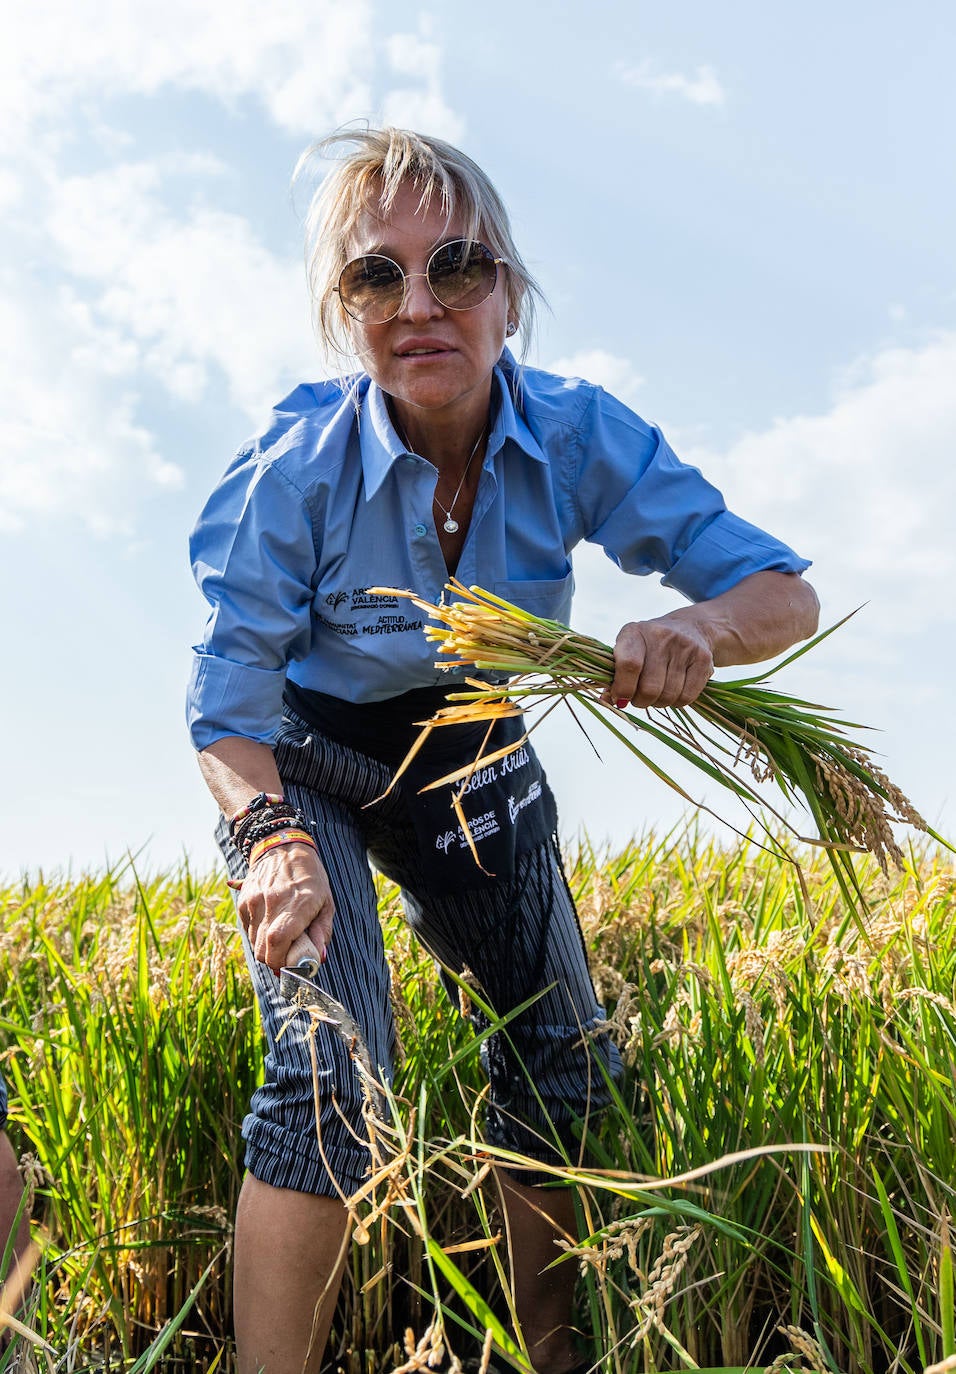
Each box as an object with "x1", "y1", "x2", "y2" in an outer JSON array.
[
  {"x1": 0, "y1": 150, "x2": 326, "y2": 534},
  {"x1": 678, "y1": 332, "x2": 956, "y2": 632},
  {"x1": 545, "y1": 348, "x2": 646, "y2": 404},
  {"x1": 0, "y1": 278, "x2": 183, "y2": 536},
  {"x1": 46, "y1": 159, "x2": 320, "y2": 423},
  {"x1": 0, "y1": 1, "x2": 467, "y2": 147},
  {"x1": 616, "y1": 60, "x2": 726, "y2": 107},
  {"x1": 0, "y1": 0, "x2": 375, "y2": 142},
  {"x1": 0, "y1": 2, "x2": 469, "y2": 537},
  {"x1": 381, "y1": 27, "x2": 466, "y2": 141},
  {"x1": 0, "y1": 167, "x2": 22, "y2": 213},
  {"x1": 565, "y1": 332, "x2": 956, "y2": 674}
]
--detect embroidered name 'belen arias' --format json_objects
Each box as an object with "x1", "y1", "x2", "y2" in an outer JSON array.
[
  {"x1": 500, "y1": 745, "x2": 530, "y2": 775},
  {"x1": 458, "y1": 745, "x2": 531, "y2": 797},
  {"x1": 459, "y1": 763, "x2": 499, "y2": 795}
]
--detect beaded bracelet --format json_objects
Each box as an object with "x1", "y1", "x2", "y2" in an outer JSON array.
[
  {"x1": 248, "y1": 828, "x2": 318, "y2": 868},
  {"x1": 228, "y1": 792, "x2": 285, "y2": 838},
  {"x1": 232, "y1": 803, "x2": 302, "y2": 857},
  {"x1": 235, "y1": 808, "x2": 307, "y2": 859}
]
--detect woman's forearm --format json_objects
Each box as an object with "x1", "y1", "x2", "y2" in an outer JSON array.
[
  {"x1": 608, "y1": 571, "x2": 820, "y2": 709},
  {"x1": 668, "y1": 570, "x2": 820, "y2": 667},
  {"x1": 197, "y1": 736, "x2": 284, "y2": 819},
  {"x1": 198, "y1": 735, "x2": 335, "y2": 971}
]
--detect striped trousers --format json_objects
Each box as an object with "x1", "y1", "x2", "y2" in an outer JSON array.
[{"x1": 218, "y1": 711, "x2": 621, "y2": 1197}]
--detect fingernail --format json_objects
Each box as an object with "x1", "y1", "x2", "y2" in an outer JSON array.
[
  {"x1": 320, "y1": 947, "x2": 328, "y2": 964},
  {"x1": 226, "y1": 878, "x2": 243, "y2": 891},
  {"x1": 615, "y1": 698, "x2": 629, "y2": 710}
]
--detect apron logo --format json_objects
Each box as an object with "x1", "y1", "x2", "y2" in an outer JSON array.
[
  {"x1": 434, "y1": 811, "x2": 502, "y2": 855},
  {"x1": 507, "y1": 780, "x2": 543, "y2": 824}
]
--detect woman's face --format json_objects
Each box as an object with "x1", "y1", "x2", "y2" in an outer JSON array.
[{"x1": 342, "y1": 181, "x2": 510, "y2": 435}]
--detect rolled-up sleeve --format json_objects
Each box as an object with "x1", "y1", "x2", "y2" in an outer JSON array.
[
  {"x1": 573, "y1": 387, "x2": 810, "y2": 601},
  {"x1": 187, "y1": 451, "x2": 317, "y2": 750}
]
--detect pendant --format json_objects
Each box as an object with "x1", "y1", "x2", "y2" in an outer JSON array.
[{"x1": 443, "y1": 517, "x2": 459, "y2": 534}]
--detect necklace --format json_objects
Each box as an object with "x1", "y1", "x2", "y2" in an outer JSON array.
[
  {"x1": 434, "y1": 427, "x2": 485, "y2": 533},
  {"x1": 397, "y1": 422, "x2": 486, "y2": 534}
]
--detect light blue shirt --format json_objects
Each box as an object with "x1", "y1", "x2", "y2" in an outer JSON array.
[{"x1": 187, "y1": 355, "x2": 810, "y2": 749}]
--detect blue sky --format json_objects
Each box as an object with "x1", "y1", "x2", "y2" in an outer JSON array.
[{"x1": 2, "y1": 0, "x2": 954, "y2": 875}]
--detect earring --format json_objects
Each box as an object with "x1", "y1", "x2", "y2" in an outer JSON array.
[{"x1": 505, "y1": 321, "x2": 517, "y2": 337}]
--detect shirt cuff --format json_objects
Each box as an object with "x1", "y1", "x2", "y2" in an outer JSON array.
[
  {"x1": 661, "y1": 511, "x2": 812, "y2": 602},
  {"x1": 186, "y1": 652, "x2": 288, "y2": 750}
]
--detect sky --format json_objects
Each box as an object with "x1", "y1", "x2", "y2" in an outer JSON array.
[{"x1": 2, "y1": 0, "x2": 954, "y2": 877}]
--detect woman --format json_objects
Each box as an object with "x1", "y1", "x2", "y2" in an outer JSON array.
[{"x1": 187, "y1": 127, "x2": 818, "y2": 1374}]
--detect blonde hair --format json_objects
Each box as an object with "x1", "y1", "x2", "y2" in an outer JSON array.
[{"x1": 295, "y1": 125, "x2": 544, "y2": 364}]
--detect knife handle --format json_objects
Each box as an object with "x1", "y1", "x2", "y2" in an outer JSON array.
[{"x1": 286, "y1": 931, "x2": 323, "y2": 979}]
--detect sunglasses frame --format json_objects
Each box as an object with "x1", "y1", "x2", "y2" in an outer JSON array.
[{"x1": 334, "y1": 239, "x2": 506, "y2": 325}]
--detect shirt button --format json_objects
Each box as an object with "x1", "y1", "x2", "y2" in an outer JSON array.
[{"x1": 413, "y1": 523, "x2": 427, "y2": 537}]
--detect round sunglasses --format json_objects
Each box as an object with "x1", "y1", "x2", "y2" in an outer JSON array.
[{"x1": 334, "y1": 239, "x2": 505, "y2": 325}]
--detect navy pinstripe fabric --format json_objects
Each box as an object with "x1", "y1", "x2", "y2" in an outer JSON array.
[
  {"x1": 219, "y1": 712, "x2": 621, "y2": 1197},
  {"x1": 0, "y1": 1070, "x2": 7, "y2": 1130}
]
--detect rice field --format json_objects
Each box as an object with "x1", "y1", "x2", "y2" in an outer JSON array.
[{"x1": 1, "y1": 832, "x2": 954, "y2": 1373}]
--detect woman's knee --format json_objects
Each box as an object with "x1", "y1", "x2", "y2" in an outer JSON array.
[{"x1": 243, "y1": 1016, "x2": 385, "y2": 1196}]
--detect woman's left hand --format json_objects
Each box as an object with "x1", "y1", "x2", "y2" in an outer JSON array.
[{"x1": 604, "y1": 616, "x2": 715, "y2": 710}]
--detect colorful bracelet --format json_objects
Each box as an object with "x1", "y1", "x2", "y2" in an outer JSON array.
[
  {"x1": 228, "y1": 792, "x2": 285, "y2": 838},
  {"x1": 236, "y1": 809, "x2": 307, "y2": 859},
  {"x1": 247, "y1": 828, "x2": 318, "y2": 868}
]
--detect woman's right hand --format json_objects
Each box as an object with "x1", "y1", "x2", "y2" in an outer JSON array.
[{"x1": 237, "y1": 841, "x2": 335, "y2": 974}]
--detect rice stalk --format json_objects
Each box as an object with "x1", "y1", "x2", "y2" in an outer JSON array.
[
  {"x1": 371, "y1": 580, "x2": 950, "y2": 917},
  {"x1": 4, "y1": 843, "x2": 956, "y2": 1369}
]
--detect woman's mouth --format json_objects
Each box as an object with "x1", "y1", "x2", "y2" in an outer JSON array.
[{"x1": 396, "y1": 340, "x2": 452, "y2": 358}]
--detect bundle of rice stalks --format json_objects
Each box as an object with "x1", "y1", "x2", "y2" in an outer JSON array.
[{"x1": 372, "y1": 581, "x2": 951, "y2": 918}]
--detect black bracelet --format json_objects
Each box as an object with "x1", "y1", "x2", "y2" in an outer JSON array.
[
  {"x1": 228, "y1": 791, "x2": 285, "y2": 839},
  {"x1": 234, "y1": 806, "x2": 310, "y2": 861},
  {"x1": 232, "y1": 801, "x2": 297, "y2": 850}
]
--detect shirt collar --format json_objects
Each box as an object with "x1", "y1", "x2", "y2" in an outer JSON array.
[
  {"x1": 359, "y1": 381, "x2": 407, "y2": 500},
  {"x1": 359, "y1": 351, "x2": 548, "y2": 501}
]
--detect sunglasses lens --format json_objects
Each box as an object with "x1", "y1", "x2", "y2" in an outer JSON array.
[
  {"x1": 428, "y1": 241, "x2": 497, "y2": 310},
  {"x1": 337, "y1": 254, "x2": 405, "y2": 323},
  {"x1": 336, "y1": 242, "x2": 499, "y2": 322}
]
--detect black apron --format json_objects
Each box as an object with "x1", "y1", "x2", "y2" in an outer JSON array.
[{"x1": 283, "y1": 682, "x2": 557, "y2": 894}]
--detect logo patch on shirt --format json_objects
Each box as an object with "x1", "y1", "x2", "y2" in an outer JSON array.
[
  {"x1": 324, "y1": 587, "x2": 401, "y2": 615},
  {"x1": 361, "y1": 614, "x2": 424, "y2": 636},
  {"x1": 318, "y1": 614, "x2": 358, "y2": 637},
  {"x1": 320, "y1": 587, "x2": 421, "y2": 637},
  {"x1": 351, "y1": 587, "x2": 399, "y2": 610}
]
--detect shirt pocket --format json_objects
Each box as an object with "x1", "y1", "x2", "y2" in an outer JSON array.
[{"x1": 493, "y1": 569, "x2": 575, "y2": 624}]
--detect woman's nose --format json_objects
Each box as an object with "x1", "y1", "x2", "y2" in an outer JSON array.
[{"x1": 399, "y1": 271, "x2": 443, "y2": 322}]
